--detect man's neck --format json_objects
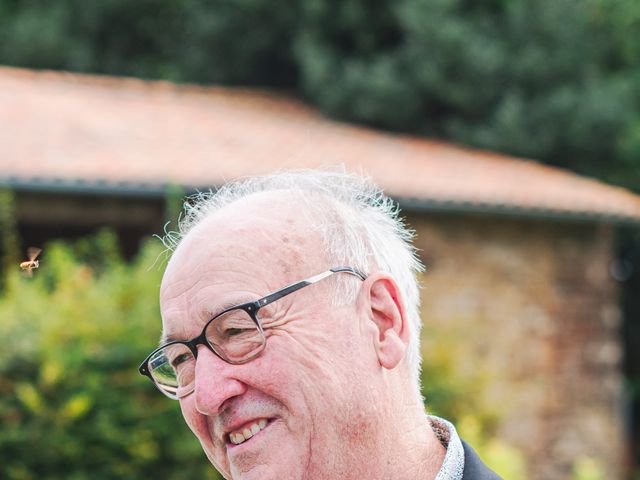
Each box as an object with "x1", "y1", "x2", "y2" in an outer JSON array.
[{"x1": 379, "y1": 404, "x2": 447, "y2": 480}]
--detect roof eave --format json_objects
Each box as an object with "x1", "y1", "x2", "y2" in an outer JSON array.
[
  {"x1": 0, "y1": 176, "x2": 167, "y2": 198},
  {"x1": 3, "y1": 177, "x2": 639, "y2": 226},
  {"x1": 396, "y1": 196, "x2": 640, "y2": 227},
  {"x1": 394, "y1": 196, "x2": 640, "y2": 226}
]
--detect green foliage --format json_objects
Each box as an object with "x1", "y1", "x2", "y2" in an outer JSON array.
[
  {"x1": 0, "y1": 230, "x2": 220, "y2": 479},
  {"x1": 173, "y1": 0, "x2": 299, "y2": 86},
  {"x1": 0, "y1": 189, "x2": 19, "y2": 281},
  {"x1": 421, "y1": 317, "x2": 528, "y2": 478},
  {"x1": 0, "y1": 0, "x2": 298, "y2": 85},
  {"x1": 455, "y1": 416, "x2": 527, "y2": 479},
  {"x1": 164, "y1": 183, "x2": 185, "y2": 227},
  {"x1": 572, "y1": 456, "x2": 605, "y2": 480},
  {"x1": 0, "y1": 0, "x2": 183, "y2": 78}
]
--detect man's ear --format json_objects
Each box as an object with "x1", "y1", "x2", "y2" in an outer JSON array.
[{"x1": 360, "y1": 273, "x2": 409, "y2": 370}]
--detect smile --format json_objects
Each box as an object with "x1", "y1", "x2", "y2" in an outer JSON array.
[{"x1": 228, "y1": 418, "x2": 269, "y2": 445}]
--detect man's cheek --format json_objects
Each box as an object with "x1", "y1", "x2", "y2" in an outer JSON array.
[
  {"x1": 180, "y1": 401, "x2": 209, "y2": 441},
  {"x1": 182, "y1": 406, "x2": 230, "y2": 476}
]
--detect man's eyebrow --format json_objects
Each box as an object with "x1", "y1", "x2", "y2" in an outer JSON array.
[{"x1": 159, "y1": 296, "x2": 257, "y2": 345}]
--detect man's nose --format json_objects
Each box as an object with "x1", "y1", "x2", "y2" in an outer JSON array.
[{"x1": 193, "y1": 345, "x2": 246, "y2": 416}]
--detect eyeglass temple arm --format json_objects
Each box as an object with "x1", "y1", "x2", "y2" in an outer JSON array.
[
  {"x1": 329, "y1": 266, "x2": 367, "y2": 281},
  {"x1": 256, "y1": 267, "x2": 367, "y2": 308}
]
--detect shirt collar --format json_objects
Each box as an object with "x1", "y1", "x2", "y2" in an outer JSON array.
[{"x1": 429, "y1": 416, "x2": 465, "y2": 480}]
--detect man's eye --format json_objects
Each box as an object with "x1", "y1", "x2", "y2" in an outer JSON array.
[
  {"x1": 225, "y1": 328, "x2": 246, "y2": 337},
  {"x1": 171, "y1": 353, "x2": 192, "y2": 368}
]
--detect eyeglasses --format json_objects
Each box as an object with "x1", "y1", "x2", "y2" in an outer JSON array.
[{"x1": 139, "y1": 266, "x2": 367, "y2": 399}]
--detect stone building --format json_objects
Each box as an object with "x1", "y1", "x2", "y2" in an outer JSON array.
[{"x1": 2, "y1": 66, "x2": 640, "y2": 479}]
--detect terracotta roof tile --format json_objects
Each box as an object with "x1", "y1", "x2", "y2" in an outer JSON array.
[{"x1": 2, "y1": 66, "x2": 640, "y2": 223}]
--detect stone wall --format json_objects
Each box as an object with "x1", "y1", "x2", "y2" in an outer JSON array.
[{"x1": 409, "y1": 213, "x2": 625, "y2": 479}]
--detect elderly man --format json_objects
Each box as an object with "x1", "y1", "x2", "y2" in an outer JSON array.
[{"x1": 139, "y1": 170, "x2": 500, "y2": 479}]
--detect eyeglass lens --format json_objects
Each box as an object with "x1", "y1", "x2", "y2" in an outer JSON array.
[{"x1": 147, "y1": 308, "x2": 266, "y2": 398}]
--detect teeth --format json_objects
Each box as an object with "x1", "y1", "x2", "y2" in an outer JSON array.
[{"x1": 228, "y1": 419, "x2": 269, "y2": 446}]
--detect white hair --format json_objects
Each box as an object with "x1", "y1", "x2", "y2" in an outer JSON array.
[{"x1": 163, "y1": 169, "x2": 425, "y2": 402}]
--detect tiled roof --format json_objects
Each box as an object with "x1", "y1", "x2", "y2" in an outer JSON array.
[{"x1": 2, "y1": 66, "x2": 640, "y2": 224}]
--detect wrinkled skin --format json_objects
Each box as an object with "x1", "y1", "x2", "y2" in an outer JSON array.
[{"x1": 159, "y1": 192, "x2": 445, "y2": 479}]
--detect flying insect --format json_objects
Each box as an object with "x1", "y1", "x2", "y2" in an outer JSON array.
[{"x1": 20, "y1": 247, "x2": 42, "y2": 276}]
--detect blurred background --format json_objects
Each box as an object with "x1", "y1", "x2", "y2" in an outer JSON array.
[{"x1": 1, "y1": 1, "x2": 639, "y2": 478}]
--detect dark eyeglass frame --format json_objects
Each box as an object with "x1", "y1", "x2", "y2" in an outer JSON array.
[{"x1": 139, "y1": 266, "x2": 367, "y2": 398}]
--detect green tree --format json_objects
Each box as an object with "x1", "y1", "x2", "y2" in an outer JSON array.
[{"x1": 294, "y1": 0, "x2": 640, "y2": 188}]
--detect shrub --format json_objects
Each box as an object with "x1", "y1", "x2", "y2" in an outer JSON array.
[{"x1": 0, "y1": 230, "x2": 218, "y2": 479}]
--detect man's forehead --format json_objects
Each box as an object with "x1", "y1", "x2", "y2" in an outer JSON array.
[
  {"x1": 162, "y1": 192, "x2": 326, "y2": 291},
  {"x1": 188, "y1": 189, "x2": 314, "y2": 240}
]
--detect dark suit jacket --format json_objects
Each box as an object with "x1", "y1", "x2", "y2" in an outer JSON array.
[{"x1": 461, "y1": 440, "x2": 502, "y2": 479}]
